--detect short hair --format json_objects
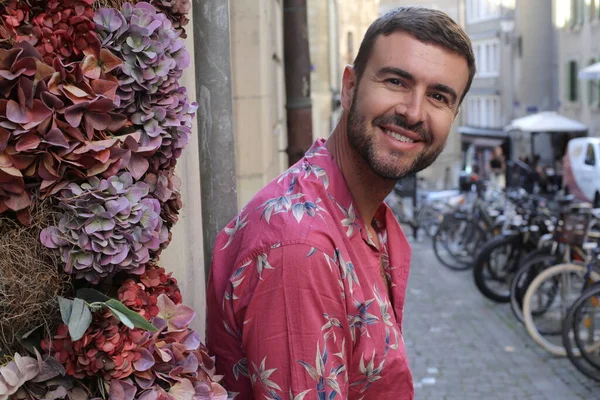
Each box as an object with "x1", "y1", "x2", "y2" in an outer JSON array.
[{"x1": 353, "y1": 6, "x2": 476, "y2": 104}]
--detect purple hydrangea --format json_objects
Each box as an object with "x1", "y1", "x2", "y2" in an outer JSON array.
[
  {"x1": 40, "y1": 172, "x2": 168, "y2": 283},
  {"x1": 93, "y1": 2, "x2": 197, "y2": 168}
]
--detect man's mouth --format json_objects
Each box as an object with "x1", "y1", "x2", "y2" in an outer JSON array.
[
  {"x1": 383, "y1": 129, "x2": 416, "y2": 143},
  {"x1": 379, "y1": 124, "x2": 424, "y2": 145}
]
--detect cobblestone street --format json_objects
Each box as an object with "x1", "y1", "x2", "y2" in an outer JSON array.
[{"x1": 403, "y1": 237, "x2": 600, "y2": 400}]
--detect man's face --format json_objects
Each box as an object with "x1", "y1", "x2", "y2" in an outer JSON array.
[{"x1": 343, "y1": 31, "x2": 470, "y2": 180}]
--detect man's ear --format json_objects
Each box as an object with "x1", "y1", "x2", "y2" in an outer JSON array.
[
  {"x1": 341, "y1": 65, "x2": 358, "y2": 111},
  {"x1": 454, "y1": 105, "x2": 461, "y2": 119}
]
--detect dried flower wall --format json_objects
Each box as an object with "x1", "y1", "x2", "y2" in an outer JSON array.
[{"x1": 0, "y1": 1, "x2": 226, "y2": 399}]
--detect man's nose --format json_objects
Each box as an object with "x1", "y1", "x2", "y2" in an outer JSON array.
[{"x1": 394, "y1": 91, "x2": 425, "y2": 126}]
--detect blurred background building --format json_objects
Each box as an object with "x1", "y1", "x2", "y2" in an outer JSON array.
[
  {"x1": 229, "y1": 0, "x2": 288, "y2": 207},
  {"x1": 459, "y1": 0, "x2": 557, "y2": 182},
  {"x1": 308, "y1": 0, "x2": 380, "y2": 147},
  {"x1": 228, "y1": 0, "x2": 380, "y2": 207},
  {"x1": 557, "y1": 0, "x2": 600, "y2": 136}
]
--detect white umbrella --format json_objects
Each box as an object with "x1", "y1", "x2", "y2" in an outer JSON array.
[
  {"x1": 579, "y1": 61, "x2": 600, "y2": 80},
  {"x1": 505, "y1": 111, "x2": 587, "y2": 133}
]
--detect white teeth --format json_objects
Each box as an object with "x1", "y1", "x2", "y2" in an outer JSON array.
[{"x1": 384, "y1": 129, "x2": 415, "y2": 143}]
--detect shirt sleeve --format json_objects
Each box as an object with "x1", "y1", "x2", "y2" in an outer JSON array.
[{"x1": 225, "y1": 243, "x2": 351, "y2": 400}]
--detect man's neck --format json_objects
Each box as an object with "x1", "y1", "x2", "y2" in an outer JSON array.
[{"x1": 325, "y1": 113, "x2": 396, "y2": 227}]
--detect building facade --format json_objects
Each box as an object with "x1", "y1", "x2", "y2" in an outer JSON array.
[
  {"x1": 557, "y1": 0, "x2": 600, "y2": 137},
  {"x1": 460, "y1": 0, "x2": 515, "y2": 176},
  {"x1": 230, "y1": 0, "x2": 288, "y2": 208},
  {"x1": 459, "y1": 0, "x2": 556, "y2": 178},
  {"x1": 229, "y1": 0, "x2": 382, "y2": 208},
  {"x1": 308, "y1": 0, "x2": 381, "y2": 143}
]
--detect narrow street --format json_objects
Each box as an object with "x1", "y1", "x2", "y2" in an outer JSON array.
[{"x1": 403, "y1": 237, "x2": 600, "y2": 400}]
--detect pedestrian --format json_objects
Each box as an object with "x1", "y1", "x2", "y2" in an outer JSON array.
[
  {"x1": 489, "y1": 146, "x2": 506, "y2": 190},
  {"x1": 206, "y1": 6, "x2": 475, "y2": 399}
]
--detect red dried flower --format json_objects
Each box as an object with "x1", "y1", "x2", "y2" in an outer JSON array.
[
  {"x1": 117, "y1": 264, "x2": 182, "y2": 320},
  {"x1": 0, "y1": 152, "x2": 30, "y2": 217},
  {"x1": 118, "y1": 280, "x2": 158, "y2": 320},
  {"x1": 41, "y1": 312, "x2": 148, "y2": 381},
  {"x1": 0, "y1": 0, "x2": 100, "y2": 64}
]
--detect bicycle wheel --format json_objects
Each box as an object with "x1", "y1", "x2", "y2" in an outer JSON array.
[
  {"x1": 416, "y1": 204, "x2": 444, "y2": 238},
  {"x1": 522, "y1": 263, "x2": 596, "y2": 356},
  {"x1": 472, "y1": 234, "x2": 523, "y2": 303},
  {"x1": 571, "y1": 284, "x2": 600, "y2": 369},
  {"x1": 510, "y1": 251, "x2": 558, "y2": 325},
  {"x1": 563, "y1": 284, "x2": 600, "y2": 381},
  {"x1": 433, "y1": 217, "x2": 486, "y2": 271}
]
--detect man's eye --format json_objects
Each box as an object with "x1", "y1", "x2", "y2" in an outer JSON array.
[
  {"x1": 387, "y1": 78, "x2": 403, "y2": 86},
  {"x1": 431, "y1": 93, "x2": 449, "y2": 103}
]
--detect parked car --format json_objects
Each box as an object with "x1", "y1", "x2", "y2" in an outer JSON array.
[{"x1": 563, "y1": 137, "x2": 600, "y2": 207}]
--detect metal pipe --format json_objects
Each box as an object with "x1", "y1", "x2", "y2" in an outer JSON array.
[
  {"x1": 284, "y1": 0, "x2": 314, "y2": 166},
  {"x1": 193, "y1": 0, "x2": 238, "y2": 282}
]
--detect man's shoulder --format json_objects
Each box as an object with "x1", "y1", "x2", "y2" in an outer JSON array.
[{"x1": 214, "y1": 170, "x2": 340, "y2": 265}]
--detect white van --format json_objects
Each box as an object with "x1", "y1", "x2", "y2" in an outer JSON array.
[{"x1": 563, "y1": 137, "x2": 600, "y2": 207}]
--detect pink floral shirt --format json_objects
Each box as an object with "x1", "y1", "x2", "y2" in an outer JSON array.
[{"x1": 206, "y1": 139, "x2": 414, "y2": 399}]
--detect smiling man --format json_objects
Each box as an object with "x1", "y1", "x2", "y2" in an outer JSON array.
[{"x1": 207, "y1": 7, "x2": 475, "y2": 399}]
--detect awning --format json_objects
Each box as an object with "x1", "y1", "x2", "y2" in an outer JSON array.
[
  {"x1": 461, "y1": 136, "x2": 505, "y2": 147},
  {"x1": 579, "y1": 61, "x2": 600, "y2": 80},
  {"x1": 458, "y1": 126, "x2": 508, "y2": 138},
  {"x1": 504, "y1": 111, "x2": 587, "y2": 133}
]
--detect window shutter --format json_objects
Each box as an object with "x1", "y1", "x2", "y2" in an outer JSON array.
[
  {"x1": 565, "y1": 62, "x2": 570, "y2": 101},
  {"x1": 573, "y1": 61, "x2": 579, "y2": 102},
  {"x1": 589, "y1": 59, "x2": 596, "y2": 105},
  {"x1": 568, "y1": 61, "x2": 578, "y2": 102}
]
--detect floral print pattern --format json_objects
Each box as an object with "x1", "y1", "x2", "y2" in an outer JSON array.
[{"x1": 207, "y1": 139, "x2": 413, "y2": 399}]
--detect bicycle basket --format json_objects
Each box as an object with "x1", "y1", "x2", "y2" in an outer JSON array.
[{"x1": 555, "y1": 212, "x2": 592, "y2": 246}]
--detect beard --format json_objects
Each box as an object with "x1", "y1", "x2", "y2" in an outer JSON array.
[{"x1": 346, "y1": 94, "x2": 446, "y2": 181}]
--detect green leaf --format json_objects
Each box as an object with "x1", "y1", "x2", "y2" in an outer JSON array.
[
  {"x1": 105, "y1": 299, "x2": 157, "y2": 332},
  {"x1": 76, "y1": 288, "x2": 111, "y2": 303},
  {"x1": 68, "y1": 298, "x2": 93, "y2": 341},
  {"x1": 57, "y1": 296, "x2": 73, "y2": 325},
  {"x1": 107, "y1": 306, "x2": 134, "y2": 329},
  {"x1": 58, "y1": 296, "x2": 73, "y2": 324}
]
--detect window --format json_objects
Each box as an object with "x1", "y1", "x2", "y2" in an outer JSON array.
[
  {"x1": 585, "y1": 143, "x2": 596, "y2": 166},
  {"x1": 466, "y1": 0, "x2": 501, "y2": 23},
  {"x1": 569, "y1": 0, "x2": 586, "y2": 26},
  {"x1": 466, "y1": 95, "x2": 501, "y2": 128},
  {"x1": 473, "y1": 39, "x2": 500, "y2": 77},
  {"x1": 567, "y1": 60, "x2": 579, "y2": 102}
]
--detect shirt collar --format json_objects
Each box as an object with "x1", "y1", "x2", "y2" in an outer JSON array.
[{"x1": 303, "y1": 139, "x2": 394, "y2": 243}]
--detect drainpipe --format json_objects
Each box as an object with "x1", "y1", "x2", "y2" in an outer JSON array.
[
  {"x1": 284, "y1": 0, "x2": 314, "y2": 166},
  {"x1": 193, "y1": 0, "x2": 238, "y2": 282}
]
